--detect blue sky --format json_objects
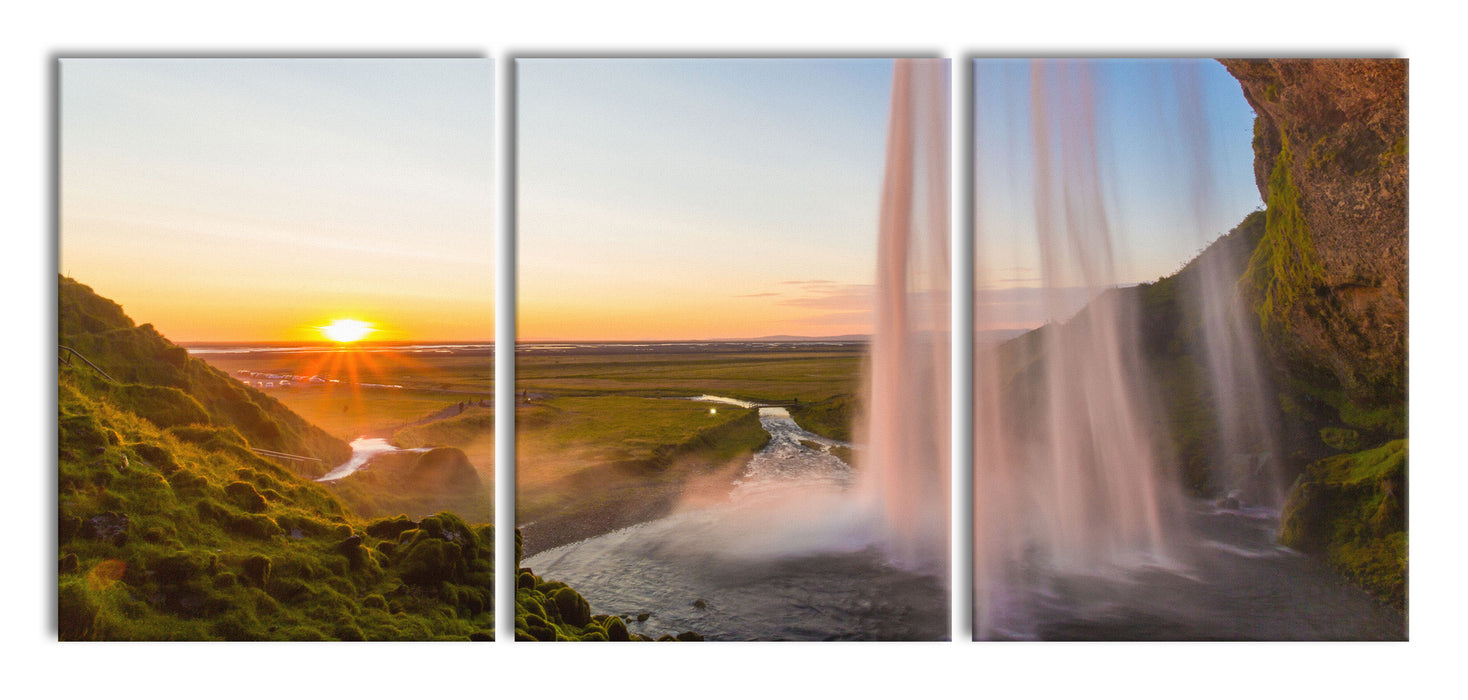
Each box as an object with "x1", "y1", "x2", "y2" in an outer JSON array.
[
  {"x1": 516, "y1": 58, "x2": 897, "y2": 340},
  {"x1": 973, "y1": 58, "x2": 1263, "y2": 329}
]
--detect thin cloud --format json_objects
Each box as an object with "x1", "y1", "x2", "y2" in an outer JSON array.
[{"x1": 778, "y1": 282, "x2": 873, "y2": 310}]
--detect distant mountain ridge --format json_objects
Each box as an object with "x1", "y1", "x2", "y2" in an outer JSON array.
[{"x1": 716, "y1": 333, "x2": 870, "y2": 342}]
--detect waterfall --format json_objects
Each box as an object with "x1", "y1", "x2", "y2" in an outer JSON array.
[
  {"x1": 856, "y1": 58, "x2": 951, "y2": 573},
  {"x1": 972, "y1": 59, "x2": 1214, "y2": 637},
  {"x1": 1171, "y1": 62, "x2": 1285, "y2": 508}
]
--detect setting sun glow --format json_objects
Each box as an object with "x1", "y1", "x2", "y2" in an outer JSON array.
[{"x1": 320, "y1": 319, "x2": 375, "y2": 344}]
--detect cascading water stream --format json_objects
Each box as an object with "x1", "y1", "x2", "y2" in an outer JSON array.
[
  {"x1": 857, "y1": 57, "x2": 952, "y2": 573},
  {"x1": 1170, "y1": 62, "x2": 1286, "y2": 508},
  {"x1": 973, "y1": 60, "x2": 1194, "y2": 638}
]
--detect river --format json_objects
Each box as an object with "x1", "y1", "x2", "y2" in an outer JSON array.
[
  {"x1": 316, "y1": 437, "x2": 429, "y2": 482},
  {"x1": 524, "y1": 401, "x2": 950, "y2": 641},
  {"x1": 979, "y1": 500, "x2": 1406, "y2": 640}
]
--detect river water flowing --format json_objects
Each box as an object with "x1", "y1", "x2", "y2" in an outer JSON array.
[
  {"x1": 979, "y1": 500, "x2": 1405, "y2": 640},
  {"x1": 524, "y1": 404, "x2": 950, "y2": 641}
]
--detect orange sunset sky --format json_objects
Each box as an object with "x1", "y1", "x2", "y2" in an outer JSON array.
[
  {"x1": 60, "y1": 58, "x2": 494, "y2": 343},
  {"x1": 515, "y1": 59, "x2": 895, "y2": 341}
]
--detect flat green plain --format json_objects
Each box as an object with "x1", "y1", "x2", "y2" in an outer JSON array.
[{"x1": 516, "y1": 349, "x2": 862, "y2": 402}]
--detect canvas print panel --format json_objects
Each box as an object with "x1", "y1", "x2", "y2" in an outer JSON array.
[
  {"x1": 58, "y1": 58, "x2": 496, "y2": 641},
  {"x1": 513, "y1": 58, "x2": 952, "y2": 641},
  {"x1": 968, "y1": 58, "x2": 1406, "y2": 640}
]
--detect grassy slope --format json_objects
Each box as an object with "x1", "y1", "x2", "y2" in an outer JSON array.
[
  {"x1": 519, "y1": 395, "x2": 760, "y2": 470},
  {"x1": 57, "y1": 277, "x2": 494, "y2": 640},
  {"x1": 393, "y1": 404, "x2": 495, "y2": 484},
  {"x1": 788, "y1": 394, "x2": 858, "y2": 443},
  {"x1": 60, "y1": 278, "x2": 352, "y2": 476}
]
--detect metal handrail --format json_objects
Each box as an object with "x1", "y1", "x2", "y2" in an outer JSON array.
[
  {"x1": 59, "y1": 345, "x2": 118, "y2": 384},
  {"x1": 250, "y1": 447, "x2": 323, "y2": 464}
]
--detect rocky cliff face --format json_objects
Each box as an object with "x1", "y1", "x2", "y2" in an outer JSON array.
[
  {"x1": 1220, "y1": 60, "x2": 1407, "y2": 608},
  {"x1": 1219, "y1": 59, "x2": 1407, "y2": 419}
]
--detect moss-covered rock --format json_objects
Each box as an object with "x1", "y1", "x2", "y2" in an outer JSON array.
[
  {"x1": 58, "y1": 578, "x2": 100, "y2": 640},
  {"x1": 224, "y1": 481, "x2": 268, "y2": 513},
  {"x1": 241, "y1": 555, "x2": 272, "y2": 588},
  {"x1": 511, "y1": 528, "x2": 699, "y2": 642},
  {"x1": 406, "y1": 447, "x2": 482, "y2": 494},
  {"x1": 364, "y1": 515, "x2": 417, "y2": 540},
  {"x1": 604, "y1": 614, "x2": 631, "y2": 641},
  {"x1": 551, "y1": 586, "x2": 592, "y2": 627},
  {"x1": 1319, "y1": 426, "x2": 1362, "y2": 452},
  {"x1": 1279, "y1": 439, "x2": 1406, "y2": 608}
]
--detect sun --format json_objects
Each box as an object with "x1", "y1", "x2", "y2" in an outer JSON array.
[{"x1": 320, "y1": 319, "x2": 375, "y2": 344}]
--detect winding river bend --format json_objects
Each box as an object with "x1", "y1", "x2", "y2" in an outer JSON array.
[
  {"x1": 317, "y1": 438, "x2": 429, "y2": 482},
  {"x1": 524, "y1": 401, "x2": 949, "y2": 641}
]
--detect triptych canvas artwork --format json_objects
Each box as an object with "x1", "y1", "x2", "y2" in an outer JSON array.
[{"x1": 57, "y1": 56, "x2": 1407, "y2": 642}]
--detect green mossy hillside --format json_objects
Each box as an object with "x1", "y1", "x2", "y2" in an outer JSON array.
[
  {"x1": 58, "y1": 277, "x2": 493, "y2": 639},
  {"x1": 60, "y1": 276, "x2": 350, "y2": 473},
  {"x1": 393, "y1": 405, "x2": 494, "y2": 450},
  {"x1": 1279, "y1": 440, "x2": 1406, "y2": 608},
  {"x1": 511, "y1": 531, "x2": 700, "y2": 642},
  {"x1": 59, "y1": 373, "x2": 495, "y2": 639},
  {"x1": 651, "y1": 407, "x2": 771, "y2": 470}
]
